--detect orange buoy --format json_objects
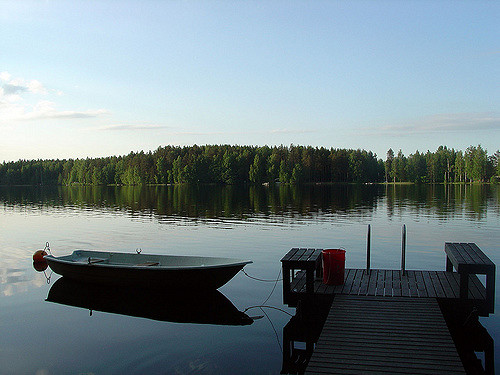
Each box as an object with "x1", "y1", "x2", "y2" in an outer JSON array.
[
  {"x1": 33, "y1": 250, "x2": 47, "y2": 262},
  {"x1": 33, "y1": 260, "x2": 48, "y2": 272}
]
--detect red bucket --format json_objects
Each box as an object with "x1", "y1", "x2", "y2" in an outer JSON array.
[{"x1": 322, "y1": 249, "x2": 346, "y2": 285}]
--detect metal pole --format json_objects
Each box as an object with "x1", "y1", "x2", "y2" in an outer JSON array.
[
  {"x1": 366, "y1": 224, "x2": 371, "y2": 275},
  {"x1": 401, "y1": 224, "x2": 406, "y2": 276}
]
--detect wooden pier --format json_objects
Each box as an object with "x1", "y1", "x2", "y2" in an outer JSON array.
[
  {"x1": 282, "y1": 244, "x2": 495, "y2": 315},
  {"x1": 281, "y1": 242, "x2": 496, "y2": 374}
]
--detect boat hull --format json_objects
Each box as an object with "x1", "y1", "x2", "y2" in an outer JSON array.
[{"x1": 45, "y1": 250, "x2": 251, "y2": 290}]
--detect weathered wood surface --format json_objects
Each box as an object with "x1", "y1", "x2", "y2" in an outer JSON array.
[
  {"x1": 281, "y1": 248, "x2": 323, "y2": 265},
  {"x1": 289, "y1": 268, "x2": 486, "y2": 299},
  {"x1": 305, "y1": 295, "x2": 465, "y2": 374},
  {"x1": 445, "y1": 242, "x2": 495, "y2": 312},
  {"x1": 281, "y1": 244, "x2": 494, "y2": 312},
  {"x1": 445, "y1": 243, "x2": 495, "y2": 272},
  {"x1": 282, "y1": 248, "x2": 323, "y2": 302}
]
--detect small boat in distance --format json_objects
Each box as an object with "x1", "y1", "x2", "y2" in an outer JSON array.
[{"x1": 45, "y1": 250, "x2": 252, "y2": 290}]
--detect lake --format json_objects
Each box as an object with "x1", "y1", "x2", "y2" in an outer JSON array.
[{"x1": 1, "y1": 184, "x2": 499, "y2": 374}]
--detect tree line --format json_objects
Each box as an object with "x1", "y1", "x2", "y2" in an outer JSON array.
[
  {"x1": 385, "y1": 145, "x2": 499, "y2": 183},
  {"x1": 0, "y1": 144, "x2": 498, "y2": 186}
]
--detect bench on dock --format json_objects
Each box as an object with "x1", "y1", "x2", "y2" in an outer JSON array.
[
  {"x1": 445, "y1": 243, "x2": 495, "y2": 312},
  {"x1": 281, "y1": 248, "x2": 323, "y2": 304}
]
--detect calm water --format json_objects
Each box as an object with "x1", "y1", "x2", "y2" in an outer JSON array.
[{"x1": 1, "y1": 184, "x2": 499, "y2": 374}]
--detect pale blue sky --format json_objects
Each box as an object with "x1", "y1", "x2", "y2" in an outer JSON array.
[{"x1": 1, "y1": 1, "x2": 498, "y2": 161}]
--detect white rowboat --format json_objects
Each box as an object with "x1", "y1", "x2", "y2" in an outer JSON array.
[{"x1": 45, "y1": 250, "x2": 252, "y2": 290}]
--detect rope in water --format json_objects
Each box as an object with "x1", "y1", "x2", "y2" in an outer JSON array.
[
  {"x1": 261, "y1": 268, "x2": 281, "y2": 306},
  {"x1": 242, "y1": 267, "x2": 282, "y2": 307},
  {"x1": 242, "y1": 268, "x2": 292, "y2": 317},
  {"x1": 244, "y1": 305, "x2": 293, "y2": 317},
  {"x1": 259, "y1": 306, "x2": 283, "y2": 354},
  {"x1": 241, "y1": 268, "x2": 283, "y2": 282}
]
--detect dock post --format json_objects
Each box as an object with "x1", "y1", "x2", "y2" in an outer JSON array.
[
  {"x1": 401, "y1": 224, "x2": 406, "y2": 276},
  {"x1": 366, "y1": 224, "x2": 371, "y2": 275}
]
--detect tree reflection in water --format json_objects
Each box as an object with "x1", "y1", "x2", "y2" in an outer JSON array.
[{"x1": 1, "y1": 184, "x2": 497, "y2": 223}]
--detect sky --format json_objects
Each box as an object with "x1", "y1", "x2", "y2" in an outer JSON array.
[{"x1": 0, "y1": 0, "x2": 498, "y2": 162}]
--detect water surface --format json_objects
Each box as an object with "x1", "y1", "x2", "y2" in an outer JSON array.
[{"x1": 1, "y1": 184, "x2": 499, "y2": 374}]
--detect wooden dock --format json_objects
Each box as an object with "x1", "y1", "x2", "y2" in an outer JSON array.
[
  {"x1": 280, "y1": 243, "x2": 496, "y2": 374},
  {"x1": 305, "y1": 295, "x2": 466, "y2": 374},
  {"x1": 282, "y1": 245, "x2": 494, "y2": 315}
]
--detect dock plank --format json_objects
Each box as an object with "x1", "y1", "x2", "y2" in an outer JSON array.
[
  {"x1": 358, "y1": 270, "x2": 370, "y2": 295},
  {"x1": 350, "y1": 269, "x2": 363, "y2": 295},
  {"x1": 393, "y1": 270, "x2": 402, "y2": 297},
  {"x1": 414, "y1": 271, "x2": 428, "y2": 297},
  {"x1": 421, "y1": 270, "x2": 436, "y2": 298},
  {"x1": 430, "y1": 271, "x2": 446, "y2": 298},
  {"x1": 375, "y1": 269, "x2": 386, "y2": 296},
  {"x1": 406, "y1": 270, "x2": 419, "y2": 297},
  {"x1": 340, "y1": 268, "x2": 357, "y2": 294},
  {"x1": 366, "y1": 269, "x2": 378, "y2": 296},
  {"x1": 437, "y1": 271, "x2": 456, "y2": 298},
  {"x1": 385, "y1": 270, "x2": 393, "y2": 296}
]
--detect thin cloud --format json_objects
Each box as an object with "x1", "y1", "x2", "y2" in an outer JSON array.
[
  {"x1": 168, "y1": 131, "x2": 226, "y2": 136},
  {"x1": 97, "y1": 123, "x2": 169, "y2": 131},
  {"x1": 363, "y1": 112, "x2": 500, "y2": 136},
  {"x1": 5, "y1": 100, "x2": 108, "y2": 121},
  {"x1": 0, "y1": 72, "x2": 107, "y2": 122},
  {"x1": 29, "y1": 109, "x2": 109, "y2": 120},
  {"x1": 26, "y1": 79, "x2": 46, "y2": 94},
  {"x1": 0, "y1": 72, "x2": 12, "y2": 81},
  {"x1": 155, "y1": 129, "x2": 318, "y2": 136},
  {"x1": 1, "y1": 100, "x2": 109, "y2": 122},
  {"x1": 1, "y1": 72, "x2": 47, "y2": 95},
  {"x1": 2, "y1": 83, "x2": 27, "y2": 95},
  {"x1": 270, "y1": 128, "x2": 317, "y2": 134}
]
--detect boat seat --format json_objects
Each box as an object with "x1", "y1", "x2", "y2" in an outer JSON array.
[
  {"x1": 87, "y1": 257, "x2": 107, "y2": 264},
  {"x1": 136, "y1": 262, "x2": 160, "y2": 266}
]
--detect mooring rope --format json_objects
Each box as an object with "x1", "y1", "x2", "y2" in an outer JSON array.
[
  {"x1": 241, "y1": 267, "x2": 291, "y2": 355},
  {"x1": 241, "y1": 268, "x2": 283, "y2": 282},
  {"x1": 244, "y1": 305, "x2": 293, "y2": 317},
  {"x1": 43, "y1": 270, "x2": 53, "y2": 284},
  {"x1": 260, "y1": 306, "x2": 283, "y2": 354},
  {"x1": 261, "y1": 268, "x2": 281, "y2": 306},
  {"x1": 242, "y1": 267, "x2": 283, "y2": 309}
]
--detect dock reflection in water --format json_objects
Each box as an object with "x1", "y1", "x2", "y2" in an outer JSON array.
[{"x1": 46, "y1": 277, "x2": 254, "y2": 326}]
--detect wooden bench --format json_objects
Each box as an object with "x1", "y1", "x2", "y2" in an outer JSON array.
[
  {"x1": 281, "y1": 248, "x2": 323, "y2": 304},
  {"x1": 445, "y1": 243, "x2": 495, "y2": 312}
]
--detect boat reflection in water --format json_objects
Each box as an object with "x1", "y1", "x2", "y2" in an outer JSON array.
[{"x1": 46, "y1": 277, "x2": 254, "y2": 326}]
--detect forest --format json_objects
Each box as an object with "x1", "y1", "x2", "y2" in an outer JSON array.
[{"x1": 0, "y1": 144, "x2": 498, "y2": 186}]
